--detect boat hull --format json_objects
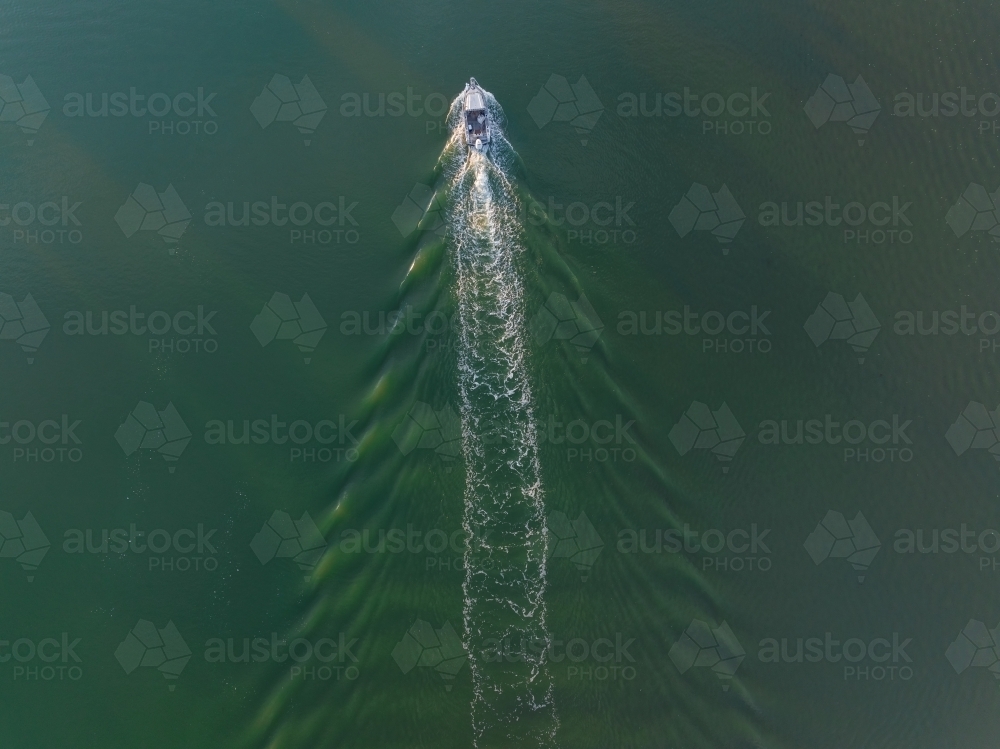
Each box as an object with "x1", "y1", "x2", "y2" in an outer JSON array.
[{"x1": 463, "y1": 79, "x2": 491, "y2": 153}]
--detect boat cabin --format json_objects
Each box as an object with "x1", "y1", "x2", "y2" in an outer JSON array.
[{"x1": 465, "y1": 90, "x2": 487, "y2": 143}]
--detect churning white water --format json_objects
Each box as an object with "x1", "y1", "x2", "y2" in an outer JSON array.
[{"x1": 441, "y1": 86, "x2": 558, "y2": 747}]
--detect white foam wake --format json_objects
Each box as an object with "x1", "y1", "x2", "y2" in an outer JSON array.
[{"x1": 442, "y1": 87, "x2": 558, "y2": 747}]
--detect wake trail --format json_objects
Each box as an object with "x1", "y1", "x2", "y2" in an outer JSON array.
[{"x1": 441, "y1": 88, "x2": 558, "y2": 747}]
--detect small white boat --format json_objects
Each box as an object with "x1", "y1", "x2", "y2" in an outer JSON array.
[{"x1": 462, "y1": 78, "x2": 490, "y2": 154}]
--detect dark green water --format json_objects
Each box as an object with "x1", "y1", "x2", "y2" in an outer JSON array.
[{"x1": 3, "y1": 0, "x2": 1000, "y2": 747}]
